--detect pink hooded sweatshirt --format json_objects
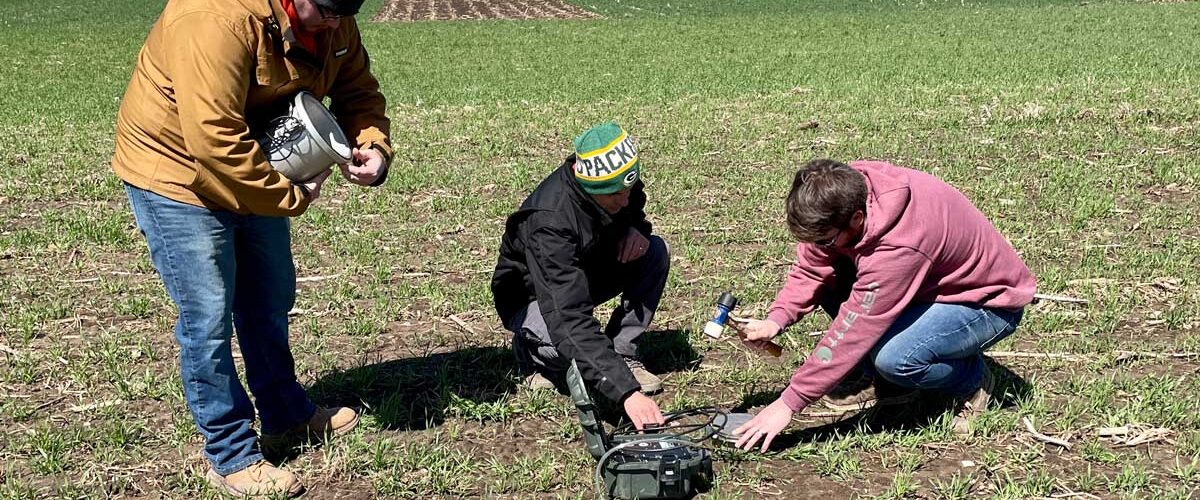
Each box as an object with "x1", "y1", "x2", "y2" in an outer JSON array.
[{"x1": 768, "y1": 161, "x2": 1036, "y2": 411}]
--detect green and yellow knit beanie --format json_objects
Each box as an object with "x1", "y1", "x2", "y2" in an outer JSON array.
[{"x1": 572, "y1": 122, "x2": 641, "y2": 194}]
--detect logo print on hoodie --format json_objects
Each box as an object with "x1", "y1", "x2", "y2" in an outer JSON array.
[{"x1": 816, "y1": 282, "x2": 880, "y2": 363}]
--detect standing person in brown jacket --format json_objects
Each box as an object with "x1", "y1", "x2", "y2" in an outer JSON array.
[{"x1": 111, "y1": 0, "x2": 391, "y2": 496}]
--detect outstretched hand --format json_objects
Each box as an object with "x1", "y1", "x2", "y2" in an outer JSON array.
[
  {"x1": 729, "y1": 317, "x2": 781, "y2": 341},
  {"x1": 732, "y1": 398, "x2": 795, "y2": 452},
  {"x1": 729, "y1": 317, "x2": 783, "y2": 355}
]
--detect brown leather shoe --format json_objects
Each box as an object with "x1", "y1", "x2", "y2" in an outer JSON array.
[
  {"x1": 523, "y1": 372, "x2": 557, "y2": 391},
  {"x1": 261, "y1": 406, "x2": 359, "y2": 453},
  {"x1": 823, "y1": 372, "x2": 918, "y2": 412},
  {"x1": 301, "y1": 406, "x2": 359, "y2": 437},
  {"x1": 205, "y1": 460, "x2": 302, "y2": 498},
  {"x1": 623, "y1": 356, "x2": 663, "y2": 394},
  {"x1": 951, "y1": 368, "x2": 995, "y2": 435}
]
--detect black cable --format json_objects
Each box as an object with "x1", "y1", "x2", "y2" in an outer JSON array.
[
  {"x1": 608, "y1": 406, "x2": 725, "y2": 444},
  {"x1": 260, "y1": 116, "x2": 304, "y2": 161}
]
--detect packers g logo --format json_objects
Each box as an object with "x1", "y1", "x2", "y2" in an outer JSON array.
[{"x1": 623, "y1": 169, "x2": 639, "y2": 186}]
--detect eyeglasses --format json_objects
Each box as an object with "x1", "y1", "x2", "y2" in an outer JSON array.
[
  {"x1": 812, "y1": 227, "x2": 842, "y2": 247},
  {"x1": 315, "y1": 3, "x2": 350, "y2": 19}
]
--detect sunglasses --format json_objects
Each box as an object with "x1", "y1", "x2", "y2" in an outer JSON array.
[
  {"x1": 812, "y1": 227, "x2": 842, "y2": 247},
  {"x1": 315, "y1": 3, "x2": 350, "y2": 19}
]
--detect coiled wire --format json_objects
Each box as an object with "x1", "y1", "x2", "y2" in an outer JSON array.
[{"x1": 260, "y1": 115, "x2": 305, "y2": 161}]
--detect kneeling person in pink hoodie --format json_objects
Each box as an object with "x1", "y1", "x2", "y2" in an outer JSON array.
[{"x1": 734, "y1": 159, "x2": 1036, "y2": 451}]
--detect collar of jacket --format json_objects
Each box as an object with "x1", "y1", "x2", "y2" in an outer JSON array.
[
  {"x1": 265, "y1": 0, "x2": 325, "y2": 71},
  {"x1": 561, "y1": 154, "x2": 615, "y2": 226}
]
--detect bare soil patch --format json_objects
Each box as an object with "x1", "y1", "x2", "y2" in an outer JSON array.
[{"x1": 374, "y1": 0, "x2": 599, "y2": 22}]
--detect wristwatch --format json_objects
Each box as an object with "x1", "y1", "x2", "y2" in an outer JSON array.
[
  {"x1": 368, "y1": 143, "x2": 392, "y2": 187},
  {"x1": 367, "y1": 143, "x2": 391, "y2": 166}
]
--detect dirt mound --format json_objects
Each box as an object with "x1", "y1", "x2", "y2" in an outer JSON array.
[{"x1": 374, "y1": 0, "x2": 599, "y2": 22}]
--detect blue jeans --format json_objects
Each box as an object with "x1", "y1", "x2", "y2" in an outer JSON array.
[
  {"x1": 124, "y1": 184, "x2": 315, "y2": 475},
  {"x1": 820, "y1": 259, "x2": 1023, "y2": 396},
  {"x1": 867, "y1": 303, "x2": 1023, "y2": 396}
]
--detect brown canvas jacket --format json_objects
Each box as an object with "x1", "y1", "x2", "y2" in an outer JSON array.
[{"x1": 112, "y1": 0, "x2": 392, "y2": 216}]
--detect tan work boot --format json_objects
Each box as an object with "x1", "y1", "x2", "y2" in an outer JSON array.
[
  {"x1": 261, "y1": 406, "x2": 359, "y2": 452},
  {"x1": 523, "y1": 372, "x2": 557, "y2": 391},
  {"x1": 822, "y1": 372, "x2": 918, "y2": 412},
  {"x1": 205, "y1": 460, "x2": 302, "y2": 498},
  {"x1": 951, "y1": 368, "x2": 995, "y2": 435},
  {"x1": 623, "y1": 356, "x2": 662, "y2": 394}
]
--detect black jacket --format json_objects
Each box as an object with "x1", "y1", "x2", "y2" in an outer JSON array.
[{"x1": 491, "y1": 155, "x2": 652, "y2": 403}]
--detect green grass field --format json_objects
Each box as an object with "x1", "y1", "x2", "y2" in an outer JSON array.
[{"x1": 2, "y1": 0, "x2": 1199, "y2": 497}]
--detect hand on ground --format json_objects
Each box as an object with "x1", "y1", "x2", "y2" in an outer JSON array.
[{"x1": 733, "y1": 398, "x2": 795, "y2": 452}]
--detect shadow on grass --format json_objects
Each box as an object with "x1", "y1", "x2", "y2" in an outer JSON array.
[
  {"x1": 638, "y1": 329, "x2": 703, "y2": 374},
  {"x1": 305, "y1": 346, "x2": 518, "y2": 431},
  {"x1": 301, "y1": 330, "x2": 702, "y2": 434},
  {"x1": 734, "y1": 358, "x2": 1032, "y2": 449}
]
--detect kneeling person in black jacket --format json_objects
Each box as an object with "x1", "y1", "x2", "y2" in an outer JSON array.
[{"x1": 491, "y1": 122, "x2": 669, "y2": 429}]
